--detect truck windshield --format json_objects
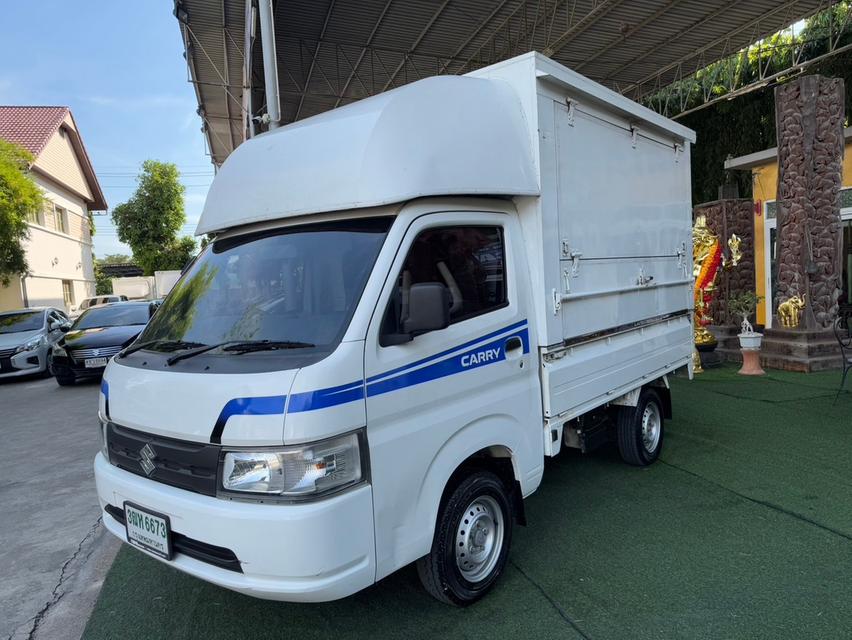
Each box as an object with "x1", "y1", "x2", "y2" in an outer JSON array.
[
  {"x1": 0, "y1": 311, "x2": 44, "y2": 334},
  {"x1": 137, "y1": 218, "x2": 392, "y2": 357}
]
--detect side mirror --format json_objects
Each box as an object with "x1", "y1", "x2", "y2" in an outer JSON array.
[
  {"x1": 49, "y1": 320, "x2": 60, "y2": 331},
  {"x1": 59, "y1": 323, "x2": 72, "y2": 333},
  {"x1": 404, "y1": 283, "x2": 451, "y2": 335},
  {"x1": 148, "y1": 301, "x2": 160, "y2": 318}
]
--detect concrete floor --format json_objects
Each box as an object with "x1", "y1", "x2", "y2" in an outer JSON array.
[{"x1": 1, "y1": 374, "x2": 119, "y2": 640}]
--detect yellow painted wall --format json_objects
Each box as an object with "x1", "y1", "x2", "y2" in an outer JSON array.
[{"x1": 750, "y1": 140, "x2": 851, "y2": 325}]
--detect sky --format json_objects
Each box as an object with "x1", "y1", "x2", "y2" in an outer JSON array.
[{"x1": 0, "y1": 1, "x2": 211, "y2": 257}]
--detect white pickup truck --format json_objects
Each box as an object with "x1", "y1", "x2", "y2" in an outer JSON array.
[{"x1": 94, "y1": 52, "x2": 695, "y2": 605}]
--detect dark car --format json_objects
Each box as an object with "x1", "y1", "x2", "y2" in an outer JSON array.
[{"x1": 51, "y1": 302, "x2": 153, "y2": 385}]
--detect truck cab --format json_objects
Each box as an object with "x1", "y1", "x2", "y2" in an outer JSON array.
[{"x1": 95, "y1": 52, "x2": 694, "y2": 605}]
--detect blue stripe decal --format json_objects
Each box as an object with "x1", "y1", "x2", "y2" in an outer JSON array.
[
  {"x1": 288, "y1": 381, "x2": 365, "y2": 413},
  {"x1": 210, "y1": 395, "x2": 287, "y2": 444},
  {"x1": 366, "y1": 319, "x2": 528, "y2": 384},
  {"x1": 287, "y1": 321, "x2": 529, "y2": 413},
  {"x1": 100, "y1": 379, "x2": 110, "y2": 418},
  {"x1": 367, "y1": 327, "x2": 528, "y2": 399}
]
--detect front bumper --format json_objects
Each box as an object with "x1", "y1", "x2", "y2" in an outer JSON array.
[
  {"x1": 0, "y1": 347, "x2": 46, "y2": 378},
  {"x1": 51, "y1": 353, "x2": 106, "y2": 378},
  {"x1": 94, "y1": 453, "x2": 376, "y2": 602}
]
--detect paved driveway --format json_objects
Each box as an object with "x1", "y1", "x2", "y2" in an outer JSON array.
[{"x1": 1, "y1": 375, "x2": 118, "y2": 640}]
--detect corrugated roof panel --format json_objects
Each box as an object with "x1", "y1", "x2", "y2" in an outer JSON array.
[{"x1": 178, "y1": 0, "x2": 831, "y2": 166}]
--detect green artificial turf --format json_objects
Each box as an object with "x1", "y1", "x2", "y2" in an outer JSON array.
[{"x1": 83, "y1": 366, "x2": 852, "y2": 640}]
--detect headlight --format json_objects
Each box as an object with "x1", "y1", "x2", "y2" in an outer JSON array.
[
  {"x1": 97, "y1": 414, "x2": 109, "y2": 458},
  {"x1": 16, "y1": 335, "x2": 44, "y2": 353},
  {"x1": 220, "y1": 430, "x2": 366, "y2": 500}
]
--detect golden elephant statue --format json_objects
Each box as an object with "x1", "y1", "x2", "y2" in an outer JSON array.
[{"x1": 777, "y1": 295, "x2": 806, "y2": 328}]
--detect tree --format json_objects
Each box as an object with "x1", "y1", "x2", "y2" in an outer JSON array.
[
  {"x1": 94, "y1": 260, "x2": 112, "y2": 295},
  {"x1": 111, "y1": 160, "x2": 196, "y2": 274},
  {"x1": 99, "y1": 253, "x2": 132, "y2": 265},
  {"x1": 0, "y1": 140, "x2": 43, "y2": 286}
]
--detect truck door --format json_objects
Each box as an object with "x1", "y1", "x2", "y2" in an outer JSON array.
[{"x1": 363, "y1": 210, "x2": 542, "y2": 579}]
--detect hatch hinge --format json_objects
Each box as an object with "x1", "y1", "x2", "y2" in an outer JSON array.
[
  {"x1": 630, "y1": 126, "x2": 639, "y2": 148},
  {"x1": 676, "y1": 242, "x2": 689, "y2": 278},
  {"x1": 674, "y1": 143, "x2": 683, "y2": 163}
]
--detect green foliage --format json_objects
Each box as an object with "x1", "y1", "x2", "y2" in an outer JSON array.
[
  {"x1": 0, "y1": 140, "x2": 42, "y2": 286},
  {"x1": 99, "y1": 253, "x2": 132, "y2": 265},
  {"x1": 94, "y1": 261, "x2": 113, "y2": 295},
  {"x1": 111, "y1": 160, "x2": 196, "y2": 275},
  {"x1": 646, "y1": 2, "x2": 852, "y2": 204},
  {"x1": 727, "y1": 291, "x2": 763, "y2": 319}
]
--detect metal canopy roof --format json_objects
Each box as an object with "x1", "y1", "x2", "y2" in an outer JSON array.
[{"x1": 176, "y1": 0, "x2": 832, "y2": 167}]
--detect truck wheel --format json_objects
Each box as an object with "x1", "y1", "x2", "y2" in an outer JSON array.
[
  {"x1": 617, "y1": 388, "x2": 664, "y2": 466},
  {"x1": 417, "y1": 471, "x2": 513, "y2": 606}
]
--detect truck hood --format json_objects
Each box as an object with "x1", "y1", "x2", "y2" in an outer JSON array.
[
  {"x1": 0, "y1": 330, "x2": 41, "y2": 349},
  {"x1": 102, "y1": 359, "x2": 298, "y2": 446}
]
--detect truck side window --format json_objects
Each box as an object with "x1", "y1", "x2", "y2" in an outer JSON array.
[{"x1": 381, "y1": 226, "x2": 507, "y2": 342}]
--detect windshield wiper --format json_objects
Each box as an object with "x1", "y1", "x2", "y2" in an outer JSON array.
[
  {"x1": 119, "y1": 339, "x2": 205, "y2": 359},
  {"x1": 221, "y1": 340, "x2": 316, "y2": 354}
]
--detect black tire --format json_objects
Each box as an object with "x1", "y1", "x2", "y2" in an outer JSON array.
[
  {"x1": 55, "y1": 372, "x2": 76, "y2": 386},
  {"x1": 617, "y1": 388, "x2": 664, "y2": 466},
  {"x1": 416, "y1": 471, "x2": 513, "y2": 606},
  {"x1": 41, "y1": 352, "x2": 54, "y2": 378}
]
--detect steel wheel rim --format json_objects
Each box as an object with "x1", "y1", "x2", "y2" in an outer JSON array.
[
  {"x1": 641, "y1": 402, "x2": 661, "y2": 453},
  {"x1": 455, "y1": 494, "x2": 504, "y2": 583}
]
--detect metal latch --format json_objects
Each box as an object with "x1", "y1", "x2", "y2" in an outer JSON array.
[
  {"x1": 630, "y1": 126, "x2": 639, "y2": 148},
  {"x1": 676, "y1": 242, "x2": 688, "y2": 278},
  {"x1": 570, "y1": 250, "x2": 582, "y2": 277},
  {"x1": 636, "y1": 266, "x2": 654, "y2": 286},
  {"x1": 565, "y1": 99, "x2": 576, "y2": 126},
  {"x1": 674, "y1": 143, "x2": 683, "y2": 163}
]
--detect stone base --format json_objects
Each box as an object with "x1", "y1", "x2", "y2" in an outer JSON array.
[
  {"x1": 759, "y1": 327, "x2": 842, "y2": 372},
  {"x1": 738, "y1": 349, "x2": 765, "y2": 375}
]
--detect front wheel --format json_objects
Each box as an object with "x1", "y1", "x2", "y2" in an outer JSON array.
[
  {"x1": 417, "y1": 471, "x2": 513, "y2": 606},
  {"x1": 616, "y1": 388, "x2": 664, "y2": 466},
  {"x1": 55, "y1": 372, "x2": 76, "y2": 386}
]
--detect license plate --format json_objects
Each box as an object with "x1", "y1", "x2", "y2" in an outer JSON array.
[
  {"x1": 124, "y1": 502, "x2": 172, "y2": 560},
  {"x1": 84, "y1": 357, "x2": 108, "y2": 368}
]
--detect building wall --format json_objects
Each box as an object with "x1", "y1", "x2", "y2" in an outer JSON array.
[
  {"x1": 0, "y1": 279, "x2": 24, "y2": 310},
  {"x1": 31, "y1": 115, "x2": 93, "y2": 201},
  {"x1": 750, "y1": 139, "x2": 851, "y2": 325},
  {"x1": 14, "y1": 174, "x2": 95, "y2": 313}
]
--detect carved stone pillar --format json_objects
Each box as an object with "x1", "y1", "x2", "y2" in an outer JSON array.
[{"x1": 774, "y1": 75, "x2": 845, "y2": 329}]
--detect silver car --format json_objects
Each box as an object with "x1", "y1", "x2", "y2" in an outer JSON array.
[{"x1": 0, "y1": 308, "x2": 69, "y2": 379}]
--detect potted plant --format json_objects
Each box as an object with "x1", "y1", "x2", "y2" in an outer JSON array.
[{"x1": 727, "y1": 291, "x2": 763, "y2": 349}]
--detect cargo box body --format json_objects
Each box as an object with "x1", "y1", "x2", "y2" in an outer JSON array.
[{"x1": 471, "y1": 53, "x2": 695, "y2": 422}]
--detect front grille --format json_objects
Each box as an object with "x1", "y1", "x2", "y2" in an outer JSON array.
[
  {"x1": 0, "y1": 357, "x2": 13, "y2": 372},
  {"x1": 71, "y1": 345, "x2": 123, "y2": 360},
  {"x1": 104, "y1": 504, "x2": 242, "y2": 573},
  {"x1": 0, "y1": 347, "x2": 17, "y2": 358},
  {"x1": 107, "y1": 423, "x2": 220, "y2": 496}
]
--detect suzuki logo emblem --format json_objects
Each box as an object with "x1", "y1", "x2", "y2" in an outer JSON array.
[
  {"x1": 140, "y1": 443, "x2": 156, "y2": 476},
  {"x1": 92, "y1": 349, "x2": 100, "y2": 357}
]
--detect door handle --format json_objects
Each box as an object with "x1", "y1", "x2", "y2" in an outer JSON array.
[{"x1": 505, "y1": 336, "x2": 523, "y2": 354}]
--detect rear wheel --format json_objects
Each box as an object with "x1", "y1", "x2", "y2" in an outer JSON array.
[
  {"x1": 417, "y1": 471, "x2": 513, "y2": 606},
  {"x1": 616, "y1": 388, "x2": 664, "y2": 466}
]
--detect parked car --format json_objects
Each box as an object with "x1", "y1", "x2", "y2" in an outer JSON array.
[
  {"x1": 71, "y1": 295, "x2": 129, "y2": 318},
  {"x1": 0, "y1": 308, "x2": 69, "y2": 379},
  {"x1": 52, "y1": 302, "x2": 152, "y2": 385}
]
